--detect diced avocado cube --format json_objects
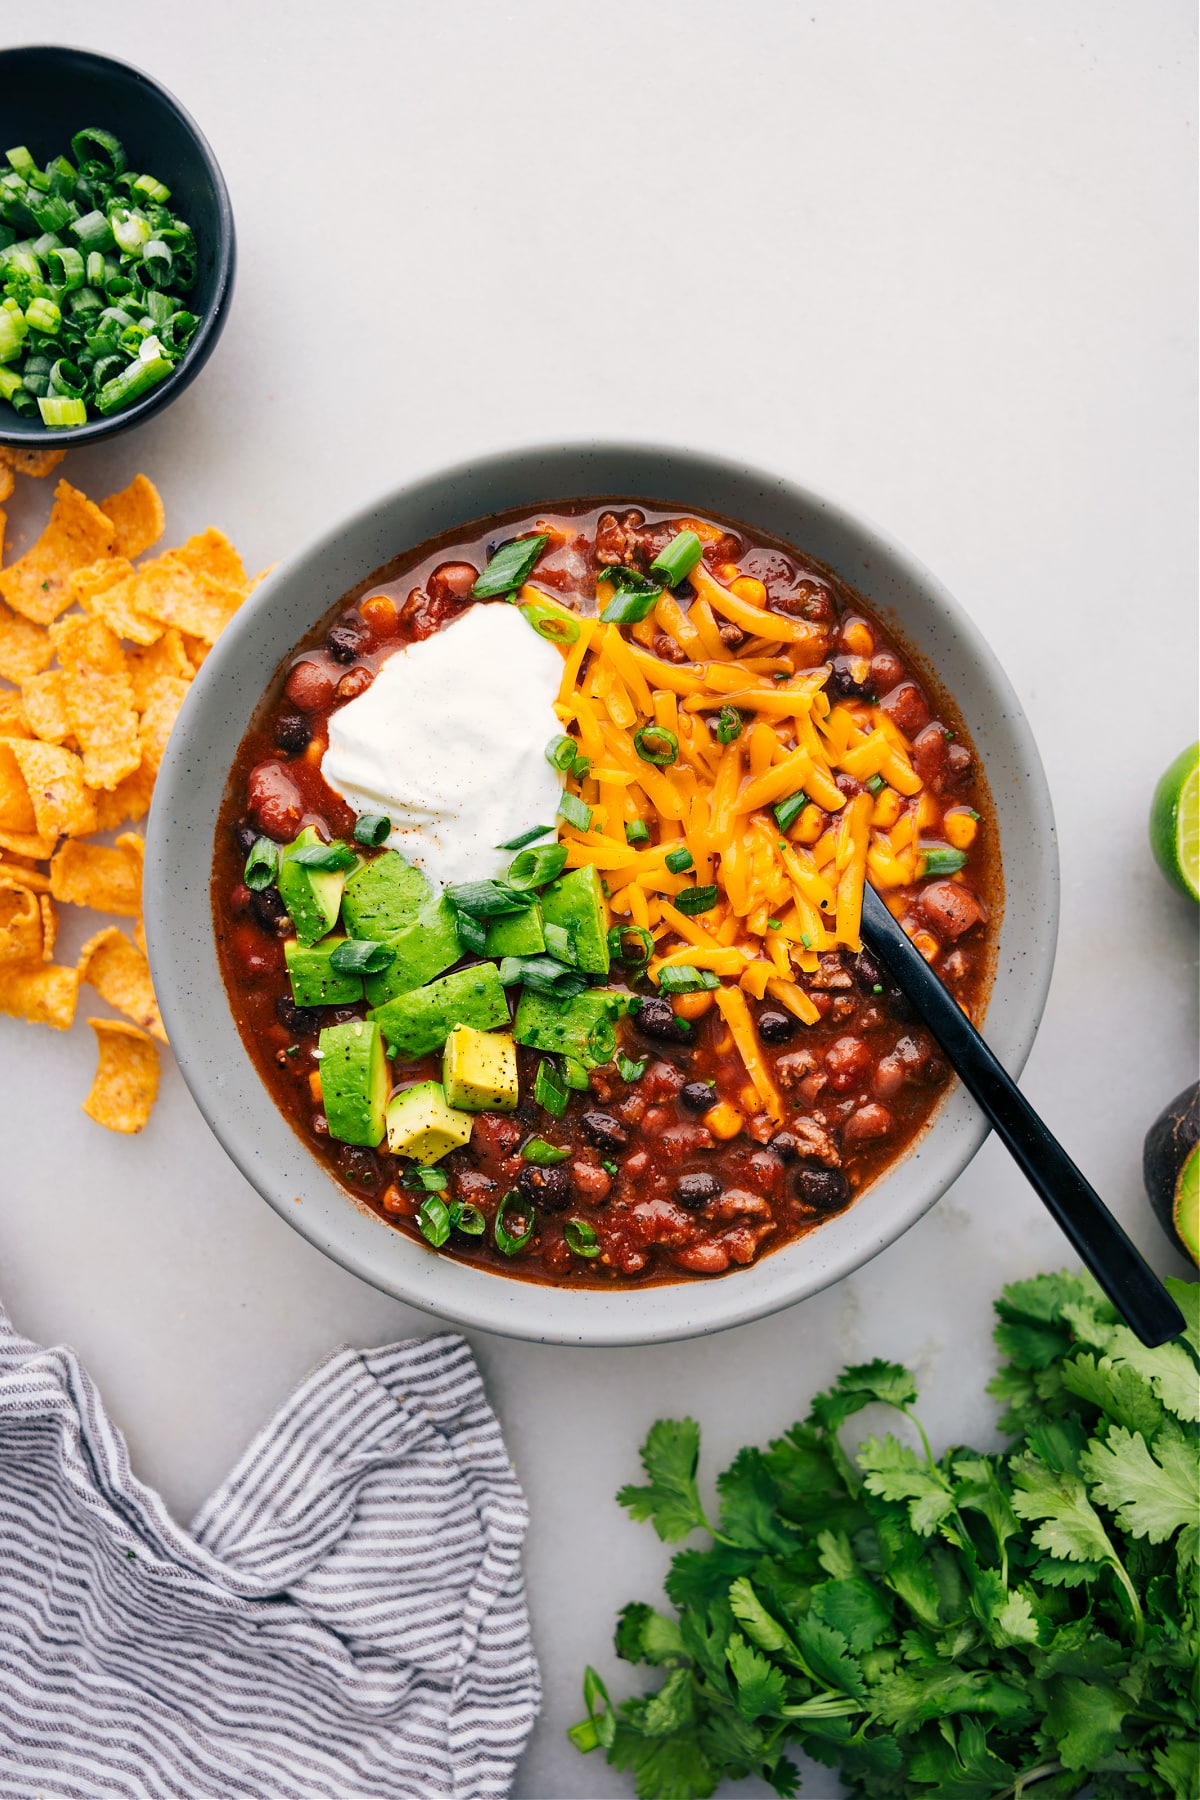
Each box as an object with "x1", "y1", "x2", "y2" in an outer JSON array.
[
  {"x1": 278, "y1": 826, "x2": 345, "y2": 946},
  {"x1": 385, "y1": 1081, "x2": 473, "y2": 1164},
  {"x1": 285, "y1": 938, "x2": 363, "y2": 1008},
  {"x1": 513, "y1": 986, "x2": 630, "y2": 1066},
  {"x1": 540, "y1": 864, "x2": 610, "y2": 975},
  {"x1": 363, "y1": 896, "x2": 463, "y2": 1007},
  {"x1": 485, "y1": 902, "x2": 546, "y2": 959},
  {"x1": 443, "y1": 1025, "x2": 519, "y2": 1112},
  {"x1": 341, "y1": 850, "x2": 430, "y2": 940},
  {"x1": 370, "y1": 962, "x2": 510, "y2": 1061},
  {"x1": 318, "y1": 1018, "x2": 388, "y2": 1146}
]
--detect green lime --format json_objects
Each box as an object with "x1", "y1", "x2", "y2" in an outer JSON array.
[
  {"x1": 1175, "y1": 1143, "x2": 1199, "y2": 1267},
  {"x1": 1149, "y1": 742, "x2": 1200, "y2": 903}
]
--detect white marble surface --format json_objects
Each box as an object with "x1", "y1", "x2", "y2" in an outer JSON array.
[{"x1": 1, "y1": 4, "x2": 1196, "y2": 1795}]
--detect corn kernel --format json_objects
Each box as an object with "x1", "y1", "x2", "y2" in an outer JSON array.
[
  {"x1": 308, "y1": 1070, "x2": 323, "y2": 1104},
  {"x1": 360, "y1": 593, "x2": 397, "y2": 632},
  {"x1": 943, "y1": 810, "x2": 978, "y2": 850},
  {"x1": 872, "y1": 788, "x2": 902, "y2": 829},
  {"x1": 712, "y1": 1028, "x2": 734, "y2": 1056},
  {"x1": 912, "y1": 930, "x2": 940, "y2": 963},
  {"x1": 739, "y1": 1082, "x2": 761, "y2": 1113},
  {"x1": 916, "y1": 792, "x2": 939, "y2": 830},
  {"x1": 717, "y1": 561, "x2": 741, "y2": 582},
  {"x1": 704, "y1": 1100, "x2": 745, "y2": 1140},
  {"x1": 674, "y1": 989, "x2": 714, "y2": 1020},
  {"x1": 841, "y1": 618, "x2": 874, "y2": 657},
  {"x1": 303, "y1": 734, "x2": 327, "y2": 764},
  {"x1": 730, "y1": 576, "x2": 768, "y2": 606},
  {"x1": 794, "y1": 803, "x2": 825, "y2": 844}
]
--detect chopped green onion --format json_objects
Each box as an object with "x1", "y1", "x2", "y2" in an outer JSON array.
[
  {"x1": 415, "y1": 1167, "x2": 448, "y2": 1191},
  {"x1": 565, "y1": 1219, "x2": 601, "y2": 1258},
  {"x1": 767, "y1": 919, "x2": 781, "y2": 930},
  {"x1": 353, "y1": 812, "x2": 391, "y2": 845},
  {"x1": 447, "y1": 879, "x2": 533, "y2": 917},
  {"x1": 558, "y1": 791, "x2": 593, "y2": 832},
  {"x1": 108, "y1": 205, "x2": 151, "y2": 254},
  {"x1": 329, "y1": 939, "x2": 396, "y2": 975},
  {"x1": 507, "y1": 842, "x2": 568, "y2": 889},
  {"x1": 49, "y1": 357, "x2": 86, "y2": 396},
  {"x1": 71, "y1": 128, "x2": 126, "y2": 176},
  {"x1": 503, "y1": 954, "x2": 587, "y2": 1000},
  {"x1": 569, "y1": 753, "x2": 592, "y2": 781},
  {"x1": 773, "y1": 791, "x2": 809, "y2": 832},
  {"x1": 46, "y1": 246, "x2": 84, "y2": 290},
  {"x1": 607, "y1": 923, "x2": 653, "y2": 968},
  {"x1": 520, "y1": 599, "x2": 580, "y2": 646},
  {"x1": 865, "y1": 774, "x2": 885, "y2": 794},
  {"x1": 243, "y1": 837, "x2": 278, "y2": 891},
  {"x1": 920, "y1": 845, "x2": 968, "y2": 877},
  {"x1": 562, "y1": 1056, "x2": 592, "y2": 1090},
  {"x1": 599, "y1": 568, "x2": 662, "y2": 624},
  {"x1": 800, "y1": 932, "x2": 813, "y2": 949},
  {"x1": 617, "y1": 1054, "x2": 647, "y2": 1083},
  {"x1": 522, "y1": 1138, "x2": 571, "y2": 1165},
  {"x1": 664, "y1": 846, "x2": 694, "y2": 873},
  {"x1": 24, "y1": 295, "x2": 60, "y2": 334},
  {"x1": 497, "y1": 824, "x2": 555, "y2": 851},
  {"x1": 534, "y1": 1058, "x2": 569, "y2": 1118},
  {"x1": 94, "y1": 339, "x2": 174, "y2": 414},
  {"x1": 649, "y1": 529, "x2": 703, "y2": 587},
  {"x1": 417, "y1": 1194, "x2": 451, "y2": 1248},
  {"x1": 449, "y1": 1201, "x2": 486, "y2": 1236},
  {"x1": 673, "y1": 884, "x2": 719, "y2": 916},
  {"x1": 546, "y1": 733, "x2": 578, "y2": 772},
  {"x1": 543, "y1": 922, "x2": 579, "y2": 966},
  {"x1": 600, "y1": 1159, "x2": 619, "y2": 1177},
  {"x1": 494, "y1": 1189, "x2": 535, "y2": 1255},
  {"x1": 715, "y1": 706, "x2": 743, "y2": 744},
  {"x1": 0, "y1": 366, "x2": 23, "y2": 403},
  {"x1": 471, "y1": 534, "x2": 549, "y2": 599},
  {"x1": 587, "y1": 1016, "x2": 617, "y2": 1063},
  {"x1": 633, "y1": 724, "x2": 678, "y2": 767},
  {"x1": 625, "y1": 820, "x2": 650, "y2": 846},
  {"x1": 456, "y1": 912, "x2": 489, "y2": 956},
  {"x1": 657, "y1": 965, "x2": 720, "y2": 994},
  {"x1": 37, "y1": 395, "x2": 86, "y2": 426},
  {"x1": 599, "y1": 565, "x2": 660, "y2": 596},
  {"x1": 290, "y1": 840, "x2": 356, "y2": 872}
]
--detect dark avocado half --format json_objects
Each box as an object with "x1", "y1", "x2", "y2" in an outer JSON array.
[{"x1": 1143, "y1": 1081, "x2": 1200, "y2": 1266}]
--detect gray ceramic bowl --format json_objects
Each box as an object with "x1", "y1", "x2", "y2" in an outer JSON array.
[{"x1": 145, "y1": 443, "x2": 1058, "y2": 1346}]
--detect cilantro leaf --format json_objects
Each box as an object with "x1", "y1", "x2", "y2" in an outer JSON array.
[
  {"x1": 727, "y1": 1577, "x2": 807, "y2": 1669},
  {"x1": 716, "y1": 1447, "x2": 799, "y2": 1553},
  {"x1": 809, "y1": 1358, "x2": 919, "y2": 1433},
  {"x1": 639, "y1": 1666, "x2": 696, "y2": 1737},
  {"x1": 1009, "y1": 1453, "x2": 1119, "y2": 1565},
  {"x1": 792, "y1": 1614, "x2": 867, "y2": 1701},
  {"x1": 726, "y1": 1631, "x2": 787, "y2": 1719},
  {"x1": 857, "y1": 1434, "x2": 956, "y2": 1535},
  {"x1": 908, "y1": 1716, "x2": 1016, "y2": 1799},
  {"x1": 808, "y1": 1576, "x2": 892, "y2": 1654},
  {"x1": 1080, "y1": 1425, "x2": 1200, "y2": 1546},
  {"x1": 618, "y1": 1419, "x2": 710, "y2": 1542},
  {"x1": 1061, "y1": 1351, "x2": 1166, "y2": 1438},
  {"x1": 814, "y1": 1527, "x2": 858, "y2": 1580},
  {"x1": 615, "y1": 1602, "x2": 687, "y2": 1666},
  {"x1": 1045, "y1": 1675, "x2": 1132, "y2": 1771},
  {"x1": 610, "y1": 1721, "x2": 717, "y2": 1800}
]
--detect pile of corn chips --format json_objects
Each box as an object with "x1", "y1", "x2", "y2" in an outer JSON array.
[{"x1": 0, "y1": 445, "x2": 251, "y2": 1132}]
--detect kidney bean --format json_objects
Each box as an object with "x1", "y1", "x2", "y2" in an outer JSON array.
[
  {"x1": 571, "y1": 1160, "x2": 612, "y2": 1202},
  {"x1": 335, "y1": 667, "x2": 374, "y2": 702},
  {"x1": 756, "y1": 1008, "x2": 796, "y2": 1045},
  {"x1": 675, "y1": 1170, "x2": 722, "y2": 1208},
  {"x1": 673, "y1": 1241, "x2": 730, "y2": 1273},
  {"x1": 744, "y1": 1149, "x2": 785, "y2": 1194},
  {"x1": 246, "y1": 761, "x2": 304, "y2": 840},
  {"x1": 427, "y1": 561, "x2": 479, "y2": 604},
  {"x1": 919, "y1": 880, "x2": 987, "y2": 941},
  {"x1": 798, "y1": 1072, "x2": 829, "y2": 1105},
  {"x1": 843, "y1": 1103, "x2": 895, "y2": 1146},
  {"x1": 879, "y1": 681, "x2": 930, "y2": 738},
  {"x1": 336, "y1": 1145, "x2": 380, "y2": 1192},
  {"x1": 284, "y1": 660, "x2": 336, "y2": 712},
  {"x1": 621, "y1": 1150, "x2": 651, "y2": 1180},
  {"x1": 518, "y1": 1161, "x2": 571, "y2": 1211},
  {"x1": 581, "y1": 1111, "x2": 628, "y2": 1152},
  {"x1": 618, "y1": 1093, "x2": 648, "y2": 1126},
  {"x1": 643, "y1": 1061, "x2": 685, "y2": 1101},
  {"x1": 230, "y1": 923, "x2": 282, "y2": 980},
  {"x1": 911, "y1": 722, "x2": 949, "y2": 783},
  {"x1": 274, "y1": 713, "x2": 310, "y2": 754},
  {"x1": 680, "y1": 1080, "x2": 718, "y2": 1111},
  {"x1": 276, "y1": 994, "x2": 321, "y2": 1036},
  {"x1": 658, "y1": 1124, "x2": 715, "y2": 1160},
  {"x1": 795, "y1": 1166, "x2": 850, "y2": 1210},
  {"x1": 326, "y1": 622, "x2": 366, "y2": 664},
  {"x1": 634, "y1": 996, "x2": 692, "y2": 1043},
  {"x1": 873, "y1": 1054, "x2": 906, "y2": 1099},
  {"x1": 869, "y1": 649, "x2": 905, "y2": 691},
  {"x1": 824, "y1": 1035, "x2": 874, "y2": 1092},
  {"x1": 641, "y1": 1106, "x2": 673, "y2": 1135},
  {"x1": 454, "y1": 1167, "x2": 496, "y2": 1204},
  {"x1": 228, "y1": 882, "x2": 252, "y2": 915},
  {"x1": 944, "y1": 742, "x2": 973, "y2": 782},
  {"x1": 471, "y1": 1113, "x2": 523, "y2": 1167}
]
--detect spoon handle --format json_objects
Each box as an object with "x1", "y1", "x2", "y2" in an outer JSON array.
[{"x1": 859, "y1": 885, "x2": 1183, "y2": 1347}]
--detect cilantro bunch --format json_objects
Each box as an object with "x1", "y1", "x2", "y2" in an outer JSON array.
[{"x1": 570, "y1": 1273, "x2": 1199, "y2": 1799}]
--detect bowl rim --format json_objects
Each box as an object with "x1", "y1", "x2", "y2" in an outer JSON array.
[
  {"x1": 145, "y1": 438, "x2": 1060, "y2": 1346},
  {"x1": 0, "y1": 42, "x2": 236, "y2": 449}
]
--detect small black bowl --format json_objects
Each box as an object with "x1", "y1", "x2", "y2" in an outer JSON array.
[{"x1": 0, "y1": 44, "x2": 235, "y2": 448}]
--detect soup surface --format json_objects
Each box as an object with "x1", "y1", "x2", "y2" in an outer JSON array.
[{"x1": 213, "y1": 502, "x2": 999, "y2": 1284}]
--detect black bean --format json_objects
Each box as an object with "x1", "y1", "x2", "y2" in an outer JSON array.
[
  {"x1": 680, "y1": 1080, "x2": 718, "y2": 1112},
  {"x1": 756, "y1": 1008, "x2": 796, "y2": 1045},
  {"x1": 250, "y1": 886, "x2": 289, "y2": 932},
  {"x1": 852, "y1": 949, "x2": 883, "y2": 992},
  {"x1": 634, "y1": 996, "x2": 691, "y2": 1043},
  {"x1": 580, "y1": 1111, "x2": 628, "y2": 1152},
  {"x1": 233, "y1": 820, "x2": 258, "y2": 857},
  {"x1": 829, "y1": 656, "x2": 876, "y2": 701},
  {"x1": 885, "y1": 985, "x2": 915, "y2": 1023},
  {"x1": 326, "y1": 623, "x2": 365, "y2": 664},
  {"x1": 675, "y1": 1171, "x2": 721, "y2": 1209},
  {"x1": 517, "y1": 1162, "x2": 571, "y2": 1211},
  {"x1": 770, "y1": 1131, "x2": 799, "y2": 1161},
  {"x1": 336, "y1": 1144, "x2": 380, "y2": 1191},
  {"x1": 276, "y1": 994, "x2": 322, "y2": 1036},
  {"x1": 795, "y1": 1166, "x2": 850, "y2": 1210},
  {"x1": 274, "y1": 712, "x2": 311, "y2": 754}
]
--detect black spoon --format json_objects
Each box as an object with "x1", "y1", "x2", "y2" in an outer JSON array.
[{"x1": 859, "y1": 883, "x2": 1184, "y2": 1347}]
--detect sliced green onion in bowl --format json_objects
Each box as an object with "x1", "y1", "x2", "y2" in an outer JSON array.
[
  {"x1": 520, "y1": 599, "x2": 580, "y2": 647},
  {"x1": 599, "y1": 568, "x2": 662, "y2": 624},
  {"x1": 243, "y1": 837, "x2": 279, "y2": 891},
  {"x1": 673, "y1": 884, "x2": 719, "y2": 916},
  {"x1": 290, "y1": 840, "x2": 357, "y2": 872},
  {"x1": 625, "y1": 820, "x2": 651, "y2": 845},
  {"x1": 494, "y1": 1190, "x2": 536, "y2": 1256},
  {"x1": 414, "y1": 1167, "x2": 448, "y2": 1191},
  {"x1": 456, "y1": 912, "x2": 489, "y2": 956},
  {"x1": 447, "y1": 879, "x2": 533, "y2": 917},
  {"x1": 607, "y1": 923, "x2": 653, "y2": 968},
  {"x1": 649, "y1": 530, "x2": 703, "y2": 588},
  {"x1": 522, "y1": 1138, "x2": 571, "y2": 1165},
  {"x1": 657, "y1": 965, "x2": 720, "y2": 994},
  {"x1": 664, "y1": 846, "x2": 694, "y2": 873},
  {"x1": 507, "y1": 842, "x2": 568, "y2": 890},
  {"x1": 920, "y1": 846, "x2": 968, "y2": 877},
  {"x1": 562, "y1": 1056, "x2": 591, "y2": 1090},
  {"x1": 504, "y1": 954, "x2": 588, "y2": 1000},
  {"x1": 417, "y1": 1194, "x2": 451, "y2": 1248},
  {"x1": 558, "y1": 791, "x2": 593, "y2": 832},
  {"x1": 543, "y1": 922, "x2": 579, "y2": 966},
  {"x1": 329, "y1": 939, "x2": 395, "y2": 975},
  {"x1": 546, "y1": 733, "x2": 578, "y2": 772},
  {"x1": 449, "y1": 1201, "x2": 486, "y2": 1236},
  {"x1": 715, "y1": 706, "x2": 743, "y2": 744},
  {"x1": 565, "y1": 1218, "x2": 601, "y2": 1258},
  {"x1": 534, "y1": 1058, "x2": 569, "y2": 1118},
  {"x1": 773, "y1": 791, "x2": 808, "y2": 832},
  {"x1": 471, "y1": 534, "x2": 549, "y2": 599},
  {"x1": 37, "y1": 395, "x2": 86, "y2": 426},
  {"x1": 353, "y1": 812, "x2": 392, "y2": 846},
  {"x1": 497, "y1": 824, "x2": 555, "y2": 851},
  {"x1": 633, "y1": 724, "x2": 677, "y2": 767}
]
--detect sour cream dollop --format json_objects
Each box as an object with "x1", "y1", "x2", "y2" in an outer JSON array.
[{"x1": 321, "y1": 602, "x2": 565, "y2": 891}]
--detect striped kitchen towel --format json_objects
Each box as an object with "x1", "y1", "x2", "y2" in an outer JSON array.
[{"x1": 0, "y1": 1307, "x2": 539, "y2": 1799}]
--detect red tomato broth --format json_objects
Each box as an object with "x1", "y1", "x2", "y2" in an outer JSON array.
[{"x1": 212, "y1": 501, "x2": 1000, "y2": 1285}]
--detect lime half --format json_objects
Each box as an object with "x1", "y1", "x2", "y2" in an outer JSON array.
[{"x1": 1150, "y1": 742, "x2": 1200, "y2": 903}]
